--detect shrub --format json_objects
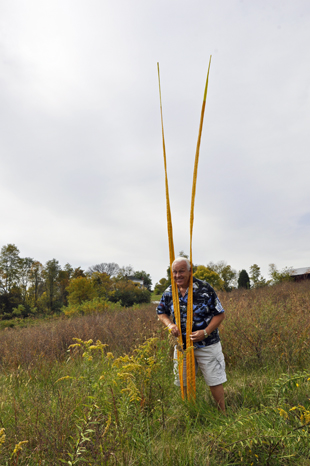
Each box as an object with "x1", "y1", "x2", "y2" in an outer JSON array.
[{"x1": 109, "y1": 281, "x2": 151, "y2": 307}]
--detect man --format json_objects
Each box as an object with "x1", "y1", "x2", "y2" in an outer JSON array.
[{"x1": 156, "y1": 257, "x2": 226, "y2": 412}]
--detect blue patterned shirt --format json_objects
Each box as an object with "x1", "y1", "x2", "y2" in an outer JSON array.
[{"x1": 156, "y1": 277, "x2": 224, "y2": 348}]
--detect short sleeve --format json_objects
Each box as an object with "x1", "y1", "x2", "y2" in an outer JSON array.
[{"x1": 156, "y1": 290, "x2": 171, "y2": 316}]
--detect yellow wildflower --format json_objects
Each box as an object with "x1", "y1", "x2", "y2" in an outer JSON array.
[
  {"x1": 55, "y1": 376, "x2": 73, "y2": 383},
  {"x1": 0, "y1": 428, "x2": 5, "y2": 451},
  {"x1": 278, "y1": 408, "x2": 289, "y2": 419},
  {"x1": 12, "y1": 440, "x2": 28, "y2": 457}
]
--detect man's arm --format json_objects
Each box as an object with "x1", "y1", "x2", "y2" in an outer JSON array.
[
  {"x1": 190, "y1": 313, "x2": 225, "y2": 343},
  {"x1": 158, "y1": 313, "x2": 180, "y2": 337}
]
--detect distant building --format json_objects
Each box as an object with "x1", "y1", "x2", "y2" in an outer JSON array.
[
  {"x1": 127, "y1": 276, "x2": 144, "y2": 288},
  {"x1": 290, "y1": 267, "x2": 310, "y2": 282}
]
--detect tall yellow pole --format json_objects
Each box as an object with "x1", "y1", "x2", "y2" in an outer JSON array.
[
  {"x1": 157, "y1": 57, "x2": 212, "y2": 400},
  {"x1": 157, "y1": 63, "x2": 184, "y2": 399},
  {"x1": 186, "y1": 56, "x2": 212, "y2": 401}
]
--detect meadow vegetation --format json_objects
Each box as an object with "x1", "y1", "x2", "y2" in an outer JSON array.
[{"x1": 0, "y1": 281, "x2": 310, "y2": 465}]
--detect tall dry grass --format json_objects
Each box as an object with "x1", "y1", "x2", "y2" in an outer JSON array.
[
  {"x1": 1, "y1": 280, "x2": 309, "y2": 372},
  {"x1": 0, "y1": 304, "x2": 161, "y2": 369},
  {"x1": 219, "y1": 280, "x2": 310, "y2": 370}
]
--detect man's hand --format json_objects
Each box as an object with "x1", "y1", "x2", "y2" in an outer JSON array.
[
  {"x1": 190, "y1": 330, "x2": 205, "y2": 342},
  {"x1": 190, "y1": 314, "x2": 225, "y2": 343},
  {"x1": 169, "y1": 324, "x2": 180, "y2": 337},
  {"x1": 158, "y1": 314, "x2": 180, "y2": 337}
]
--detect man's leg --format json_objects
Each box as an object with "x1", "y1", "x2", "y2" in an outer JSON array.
[
  {"x1": 194, "y1": 344, "x2": 226, "y2": 413},
  {"x1": 209, "y1": 384, "x2": 225, "y2": 412}
]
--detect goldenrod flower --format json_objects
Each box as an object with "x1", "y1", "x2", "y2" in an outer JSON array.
[
  {"x1": 0, "y1": 428, "x2": 5, "y2": 452},
  {"x1": 278, "y1": 408, "x2": 289, "y2": 419},
  {"x1": 12, "y1": 440, "x2": 28, "y2": 457},
  {"x1": 55, "y1": 376, "x2": 73, "y2": 383}
]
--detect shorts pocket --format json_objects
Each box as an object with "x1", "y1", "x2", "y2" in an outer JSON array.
[{"x1": 214, "y1": 353, "x2": 225, "y2": 375}]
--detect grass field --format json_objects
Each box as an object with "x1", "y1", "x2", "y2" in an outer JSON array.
[{"x1": 0, "y1": 281, "x2": 310, "y2": 465}]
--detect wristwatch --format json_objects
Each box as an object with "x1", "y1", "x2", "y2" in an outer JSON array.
[{"x1": 203, "y1": 329, "x2": 209, "y2": 338}]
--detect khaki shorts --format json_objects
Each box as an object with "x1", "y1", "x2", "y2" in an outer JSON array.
[{"x1": 173, "y1": 341, "x2": 227, "y2": 387}]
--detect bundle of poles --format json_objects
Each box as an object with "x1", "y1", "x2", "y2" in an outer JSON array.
[{"x1": 157, "y1": 57, "x2": 212, "y2": 401}]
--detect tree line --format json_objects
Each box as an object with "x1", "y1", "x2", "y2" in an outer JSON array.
[
  {"x1": 0, "y1": 244, "x2": 293, "y2": 320},
  {"x1": 153, "y1": 252, "x2": 293, "y2": 294},
  {"x1": 0, "y1": 244, "x2": 152, "y2": 320}
]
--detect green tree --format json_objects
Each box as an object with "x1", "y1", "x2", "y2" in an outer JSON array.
[
  {"x1": 109, "y1": 280, "x2": 151, "y2": 307},
  {"x1": 133, "y1": 270, "x2": 152, "y2": 292},
  {"x1": 0, "y1": 244, "x2": 24, "y2": 318},
  {"x1": 154, "y1": 261, "x2": 174, "y2": 296},
  {"x1": 238, "y1": 269, "x2": 250, "y2": 289},
  {"x1": 19, "y1": 257, "x2": 34, "y2": 303},
  {"x1": 58, "y1": 264, "x2": 74, "y2": 307},
  {"x1": 249, "y1": 264, "x2": 268, "y2": 288},
  {"x1": 154, "y1": 277, "x2": 170, "y2": 295},
  {"x1": 194, "y1": 265, "x2": 224, "y2": 291},
  {"x1": 0, "y1": 244, "x2": 21, "y2": 293},
  {"x1": 28, "y1": 261, "x2": 44, "y2": 307},
  {"x1": 207, "y1": 261, "x2": 237, "y2": 291},
  {"x1": 269, "y1": 264, "x2": 293, "y2": 285},
  {"x1": 43, "y1": 259, "x2": 61, "y2": 312}
]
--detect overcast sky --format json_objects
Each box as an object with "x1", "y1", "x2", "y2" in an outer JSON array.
[{"x1": 0, "y1": 0, "x2": 309, "y2": 286}]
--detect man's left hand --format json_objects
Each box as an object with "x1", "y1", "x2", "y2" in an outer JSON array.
[{"x1": 190, "y1": 330, "x2": 205, "y2": 342}]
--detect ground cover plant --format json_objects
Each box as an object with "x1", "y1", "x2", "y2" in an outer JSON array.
[{"x1": 0, "y1": 281, "x2": 310, "y2": 465}]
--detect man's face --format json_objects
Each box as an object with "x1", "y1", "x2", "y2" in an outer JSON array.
[{"x1": 172, "y1": 261, "x2": 191, "y2": 289}]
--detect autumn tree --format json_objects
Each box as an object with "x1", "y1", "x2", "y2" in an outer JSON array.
[
  {"x1": 194, "y1": 266, "x2": 224, "y2": 291},
  {"x1": 66, "y1": 276, "x2": 97, "y2": 305},
  {"x1": 91, "y1": 272, "x2": 113, "y2": 299},
  {"x1": 72, "y1": 267, "x2": 86, "y2": 279}
]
